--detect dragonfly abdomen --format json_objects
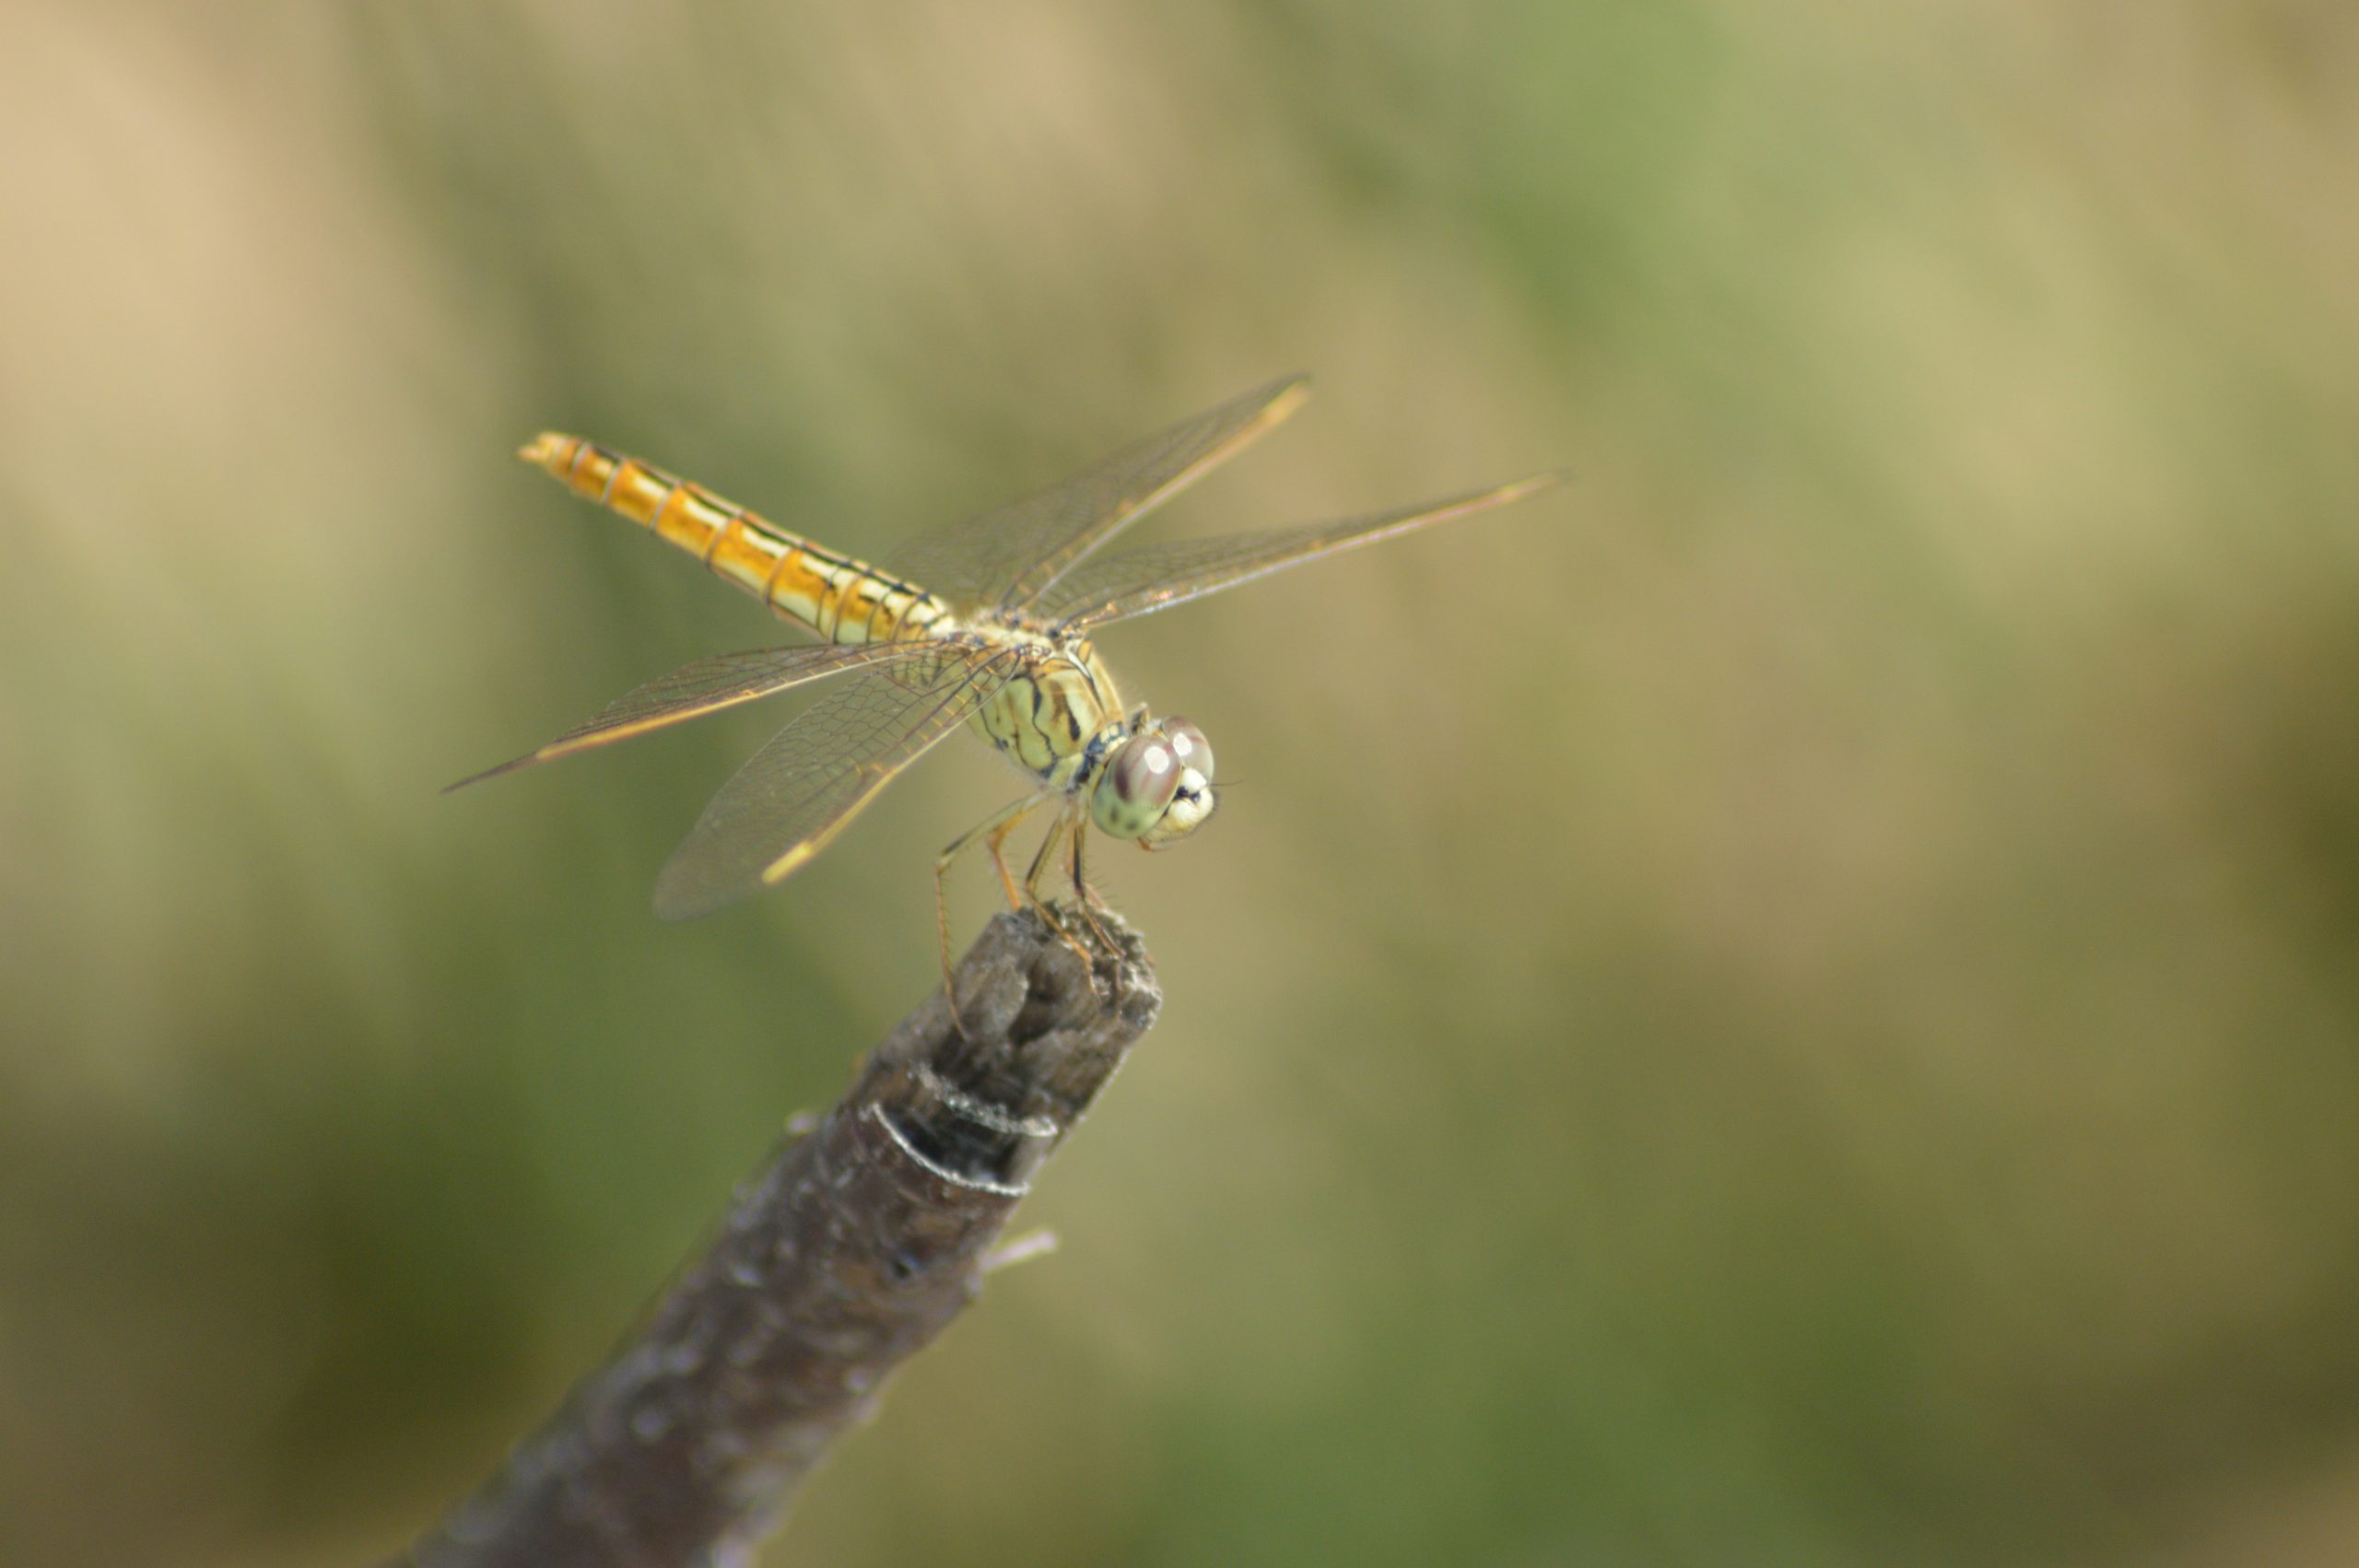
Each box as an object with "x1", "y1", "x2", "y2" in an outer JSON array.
[{"x1": 519, "y1": 433, "x2": 951, "y2": 646}]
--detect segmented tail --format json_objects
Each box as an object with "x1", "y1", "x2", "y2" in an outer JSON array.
[{"x1": 519, "y1": 434, "x2": 950, "y2": 645}]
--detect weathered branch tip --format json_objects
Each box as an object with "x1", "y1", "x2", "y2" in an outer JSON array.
[{"x1": 402, "y1": 901, "x2": 1159, "y2": 1568}]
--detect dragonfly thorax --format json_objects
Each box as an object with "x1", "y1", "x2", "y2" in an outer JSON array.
[{"x1": 969, "y1": 633, "x2": 1126, "y2": 794}]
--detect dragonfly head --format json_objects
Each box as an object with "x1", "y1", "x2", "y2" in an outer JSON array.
[{"x1": 1091, "y1": 716, "x2": 1216, "y2": 850}]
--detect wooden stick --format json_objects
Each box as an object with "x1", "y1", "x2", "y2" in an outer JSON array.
[{"x1": 401, "y1": 902, "x2": 1159, "y2": 1567}]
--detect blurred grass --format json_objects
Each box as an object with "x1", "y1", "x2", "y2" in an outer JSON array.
[{"x1": 2, "y1": 1, "x2": 2356, "y2": 1563}]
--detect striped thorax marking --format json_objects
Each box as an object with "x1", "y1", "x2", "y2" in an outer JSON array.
[{"x1": 971, "y1": 631, "x2": 1127, "y2": 795}]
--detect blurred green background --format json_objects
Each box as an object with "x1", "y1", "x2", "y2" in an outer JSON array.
[{"x1": 4, "y1": 2, "x2": 2357, "y2": 1563}]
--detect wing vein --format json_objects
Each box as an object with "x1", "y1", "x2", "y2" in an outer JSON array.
[
  {"x1": 884, "y1": 376, "x2": 1310, "y2": 610},
  {"x1": 446, "y1": 641, "x2": 933, "y2": 790},
  {"x1": 1041, "y1": 473, "x2": 1565, "y2": 630},
  {"x1": 650, "y1": 644, "x2": 1017, "y2": 919}
]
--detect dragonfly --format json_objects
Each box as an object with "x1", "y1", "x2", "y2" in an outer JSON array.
[{"x1": 454, "y1": 375, "x2": 1557, "y2": 975}]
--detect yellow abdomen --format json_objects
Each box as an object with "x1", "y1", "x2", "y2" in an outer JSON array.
[{"x1": 519, "y1": 433, "x2": 950, "y2": 647}]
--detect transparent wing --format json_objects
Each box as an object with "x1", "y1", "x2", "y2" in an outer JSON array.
[
  {"x1": 1039, "y1": 472, "x2": 1565, "y2": 630},
  {"x1": 886, "y1": 375, "x2": 1310, "y2": 612},
  {"x1": 651, "y1": 644, "x2": 1017, "y2": 920},
  {"x1": 446, "y1": 642, "x2": 931, "y2": 790}
]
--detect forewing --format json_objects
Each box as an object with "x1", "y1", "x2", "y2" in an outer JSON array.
[
  {"x1": 651, "y1": 644, "x2": 1016, "y2": 920},
  {"x1": 886, "y1": 375, "x2": 1310, "y2": 611},
  {"x1": 1040, "y1": 472, "x2": 1564, "y2": 629},
  {"x1": 446, "y1": 643, "x2": 929, "y2": 790}
]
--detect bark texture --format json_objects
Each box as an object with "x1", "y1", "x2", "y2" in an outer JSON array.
[{"x1": 403, "y1": 902, "x2": 1158, "y2": 1568}]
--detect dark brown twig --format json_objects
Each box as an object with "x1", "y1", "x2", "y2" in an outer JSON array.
[{"x1": 401, "y1": 901, "x2": 1159, "y2": 1568}]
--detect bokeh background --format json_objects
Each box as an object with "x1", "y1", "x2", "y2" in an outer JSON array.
[{"x1": 4, "y1": 3, "x2": 2357, "y2": 1563}]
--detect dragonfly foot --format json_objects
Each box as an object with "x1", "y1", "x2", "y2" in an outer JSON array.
[{"x1": 1032, "y1": 898, "x2": 1101, "y2": 971}]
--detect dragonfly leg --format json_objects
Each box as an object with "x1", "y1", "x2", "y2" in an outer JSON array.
[
  {"x1": 935, "y1": 795, "x2": 1046, "y2": 1031},
  {"x1": 1022, "y1": 807, "x2": 1066, "y2": 900},
  {"x1": 1070, "y1": 817, "x2": 1118, "y2": 951},
  {"x1": 1022, "y1": 806, "x2": 1098, "y2": 969},
  {"x1": 984, "y1": 815, "x2": 1030, "y2": 909}
]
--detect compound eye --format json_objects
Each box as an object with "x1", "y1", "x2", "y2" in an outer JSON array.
[
  {"x1": 1161, "y1": 717, "x2": 1215, "y2": 782},
  {"x1": 1106, "y1": 732, "x2": 1183, "y2": 814}
]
